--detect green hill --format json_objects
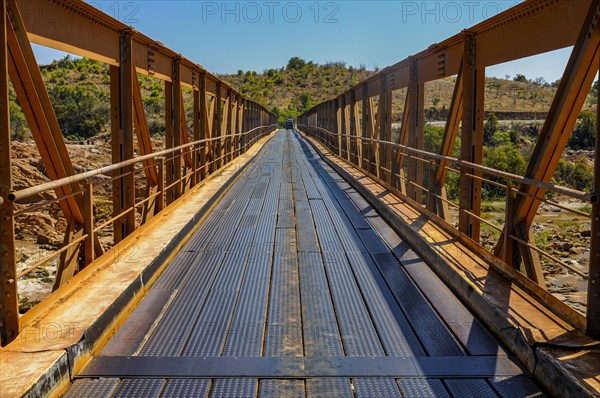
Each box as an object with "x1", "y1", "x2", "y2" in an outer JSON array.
[
  {"x1": 217, "y1": 57, "x2": 374, "y2": 123},
  {"x1": 8, "y1": 55, "x2": 596, "y2": 141}
]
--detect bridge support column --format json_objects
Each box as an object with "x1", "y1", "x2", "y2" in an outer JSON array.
[
  {"x1": 7, "y1": 0, "x2": 98, "y2": 288},
  {"x1": 428, "y1": 62, "x2": 463, "y2": 222},
  {"x1": 407, "y1": 58, "x2": 424, "y2": 203},
  {"x1": 170, "y1": 58, "x2": 183, "y2": 201},
  {"x1": 110, "y1": 30, "x2": 136, "y2": 243},
  {"x1": 0, "y1": 0, "x2": 18, "y2": 345},
  {"x1": 206, "y1": 83, "x2": 216, "y2": 173},
  {"x1": 350, "y1": 91, "x2": 359, "y2": 166},
  {"x1": 588, "y1": 38, "x2": 600, "y2": 340},
  {"x1": 234, "y1": 94, "x2": 241, "y2": 158},
  {"x1": 494, "y1": 0, "x2": 600, "y2": 289},
  {"x1": 458, "y1": 32, "x2": 484, "y2": 242},
  {"x1": 214, "y1": 83, "x2": 223, "y2": 170},
  {"x1": 132, "y1": 68, "x2": 159, "y2": 224},
  {"x1": 362, "y1": 93, "x2": 376, "y2": 176},
  {"x1": 225, "y1": 89, "x2": 233, "y2": 163},
  {"x1": 395, "y1": 95, "x2": 410, "y2": 196},
  {"x1": 378, "y1": 73, "x2": 393, "y2": 186},
  {"x1": 192, "y1": 73, "x2": 200, "y2": 185},
  {"x1": 241, "y1": 99, "x2": 247, "y2": 154},
  {"x1": 337, "y1": 96, "x2": 344, "y2": 157}
]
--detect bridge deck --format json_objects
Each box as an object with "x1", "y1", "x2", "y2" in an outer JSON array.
[{"x1": 67, "y1": 131, "x2": 544, "y2": 397}]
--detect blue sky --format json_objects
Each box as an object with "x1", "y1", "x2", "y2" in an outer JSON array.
[{"x1": 32, "y1": 0, "x2": 572, "y2": 82}]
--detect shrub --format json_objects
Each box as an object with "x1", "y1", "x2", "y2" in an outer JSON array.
[
  {"x1": 555, "y1": 159, "x2": 594, "y2": 191},
  {"x1": 513, "y1": 74, "x2": 527, "y2": 82},
  {"x1": 48, "y1": 84, "x2": 109, "y2": 139},
  {"x1": 483, "y1": 145, "x2": 526, "y2": 199},
  {"x1": 568, "y1": 110, "x2": 596, "y2": 150},
  {"x1": 424, "y1": 124, "x2": 444, "y2": 153},
  {"x1": 483, "y1": 112, "x2": 498, "y2": 146}
]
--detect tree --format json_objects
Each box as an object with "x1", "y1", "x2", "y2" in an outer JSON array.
[
  {"x1": 568, "y1": 110, "x2": 596, "y2": 150},
  {"x1": 513, "y1": 74, "x2": 527, "y2": 82},
  {"x1": 8, "y1": 84, "x2": 29, "y2": 140},
  {"x1": 483, "y1": 145, "x2": 527, "y2": 198},
  {"x1": 555, "y1": 159, "x2": 594, "y2": 191},
  {"x1": 298, "y1": 93, "x2": 312, "y2": 111},
  {"x1": 48, "y1": 84, "x2": 109, "y2": 139},
  {"x1": 424, "y1": 124, "x2": 444, "y2": 153},
  {"x1": 484, "y1": 112, "x2": 499, "y2": 146},
  {"x1": 286, "y1": 57, "x2": 306, "y2": 71}
]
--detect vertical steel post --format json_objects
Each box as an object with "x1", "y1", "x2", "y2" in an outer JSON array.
[
  {"x1": 587, "y1": 54, "x2": 600, "y2": 338},
  {"x1": 83, "y1": 181, "x2": 94, "y2": 267},
  {"x1": 199, "y1": 73, "x2": 208, "y2": 178},
  {"x1": 407, "y1": 58, "x2": 424, "y2": 203},
  {"x1": 214, "y1": 83, "x2": 222, "y2": 169},
  {"x1": 0, "y1": 0, "x2": 18, "y2": 345},
  {"x1": 192, "y1": 75, "x2": 200, "y2": 187},
  {"x1": 172, "y1": 58, "x2": 183, "y2": 199},
  {"x1": 157, "y1": 157, "x2": 165, "y2": 213},
  {"x1": 350, "y1": 90, "x2": 358, "y2": 166},
  {"x1": 226, "y1": 89, "x2": 233, "y2": 163},
  {"x1": 361, "y1": 85, "x2": 369, "y2": 171},
  {"x1": 337, "y1": 96, "x2": 344, "y2": 157},
  {"x1": 459, "y1": 32, "x2": 484, "y2": 242},
  {"x1": 164, "y1": 79, "x2": 174, "y2": 203},
  {"x1": 110, "y1": 29, "x2": 135, "y2": 243},
  {"x1": 379, "y1": 74, "x2": 393, "y2": 185}
]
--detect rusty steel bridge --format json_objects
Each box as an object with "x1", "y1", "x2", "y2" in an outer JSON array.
[{"x1": 1, "y1": 0, "x2": 600, "y2": 397}]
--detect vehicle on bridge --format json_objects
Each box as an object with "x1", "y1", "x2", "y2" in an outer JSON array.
[{"x1": 285, "y1": 118, "x2": 294, "y2": 130}]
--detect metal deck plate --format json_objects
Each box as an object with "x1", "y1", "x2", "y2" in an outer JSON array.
[
  {"x1": 78, "y1": 355, "x2": 523, "y2": 378},
  {"x1": 68, "y1": 131, "x2": 544, "y2": 398}
]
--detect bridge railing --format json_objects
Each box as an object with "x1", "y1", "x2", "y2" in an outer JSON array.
[
  {"x1": 0, "y1": 0, "x2": 277, "y2": 344},
  {"x1": 300, "y1": 120, "x2": 595, "y2": 334},
  {"x1": 299, "y1": 0, "x2": 600, "y2": 339},
  {"x1": 2, "y1": 123, "x2": 275, "y2": 341}
]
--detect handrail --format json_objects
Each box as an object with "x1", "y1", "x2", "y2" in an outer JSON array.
[
  {"x1": 8, "y1": 124, "x2": 276, "y2": 202},
  {"x1": 302, "y1": 125, "x2": 594, "y2": 203}
]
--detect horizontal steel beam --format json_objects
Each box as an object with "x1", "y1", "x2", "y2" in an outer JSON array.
[
  {"x1": 16, "y1": 0, "x2": 252, "y2": 98},
  {"x1": 330, "y1": 0, "x2": 588, "y2": 98}
]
